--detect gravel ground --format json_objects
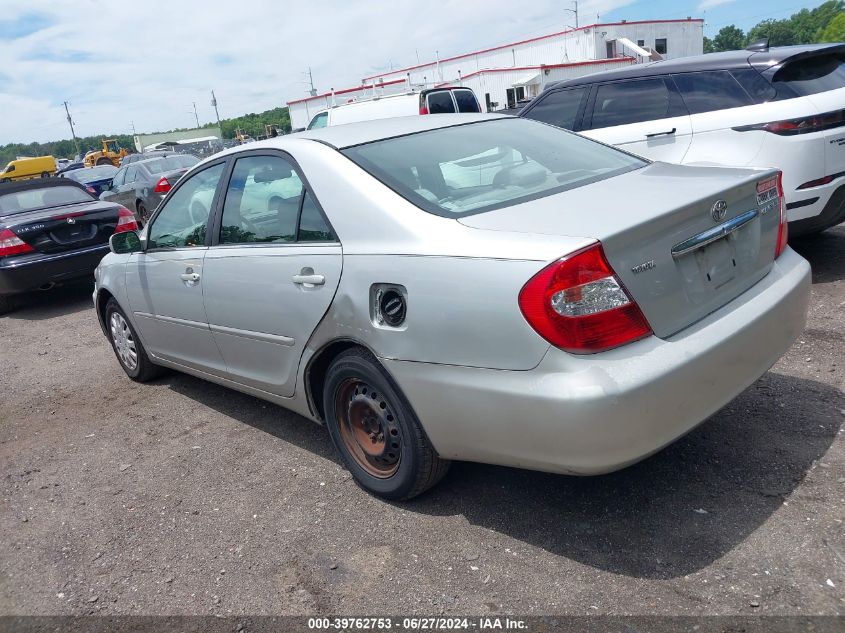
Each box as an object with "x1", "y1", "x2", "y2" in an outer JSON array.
[{"x1": 0, "y1": 228, "x2": 843, "y2": 617}]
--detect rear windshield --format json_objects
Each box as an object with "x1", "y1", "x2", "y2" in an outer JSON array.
[
  {"x1": 454, "y1": 89, "x2": 481, "y2": 113},
  {"x1": 773, "y1": 52, "x2": 845, "y2": 96},
  {"x1": 0, "y1": 185, "x2": 93, "y2": 214},
  {"x1": 143, "y1": 155, "x2": 199, "y2": 174},
  {"x1": 65, "y1": 165, "x2": 117, "y2": 183},
  {"x1": 341, "y1": 118, "x2": 646, "y2": 217}
]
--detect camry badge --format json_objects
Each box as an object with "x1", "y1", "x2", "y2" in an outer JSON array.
[
  {"x1": 711, "y1": 200, "x2": 728, "y2": 222},
  {"x1": 632, "y1": 260, "x2": 655, "y2": 274},
  {"x1": 66, "y1": 217, "x2": 76, "y2": 225}
]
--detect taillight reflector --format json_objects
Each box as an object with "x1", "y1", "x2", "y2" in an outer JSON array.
[
  {"x1": 154, "y1": 177, "x2": 171, "y2": 193},
  {"x1": 518, "y1": 243, "x2": 652, "y2": 354},
  {"x1": 0, "y1": 227, "x2": 35, "y2": 258},
  {"x1": 114, "y1": 207, "x2": 138, "y2": 234},
  {"x1": 775, "y1": 172, "x2": 788, "y2": 258}
]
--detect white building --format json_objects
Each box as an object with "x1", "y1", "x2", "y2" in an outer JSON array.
[{"x1": 287, "y1": 18, "x2": 704, "y2": 129}]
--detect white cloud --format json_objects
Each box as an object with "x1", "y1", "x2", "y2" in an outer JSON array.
[
  {"x1": 0, "y1": 0, "x2": 635, "y2": 144},
  {"x1": 698, "y1": 0, "x2": 736, "y2": 10}
]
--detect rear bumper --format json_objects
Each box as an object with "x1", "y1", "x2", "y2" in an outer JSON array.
[
  {"x1": 0, "y1": 244, "x2": 109, "y2": 295},
  {"x1": 788, "y1": 182, "x2": 845, "y2": 236},
  {"x1": 383, "y1": 247, "x2": 811, "y2": 475}
]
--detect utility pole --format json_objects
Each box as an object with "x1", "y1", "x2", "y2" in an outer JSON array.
[
  {"x1": 210, "y1": 90, "x2": 223, "y2": 134},
  {"x1": 192, "y1": 102, "x2": 200, "y2": 128},
  {"x1": 63, "y1": 101, "x2": 80, "y2": 155},
  {"x1": 307, "y1": 67, "x2": 317, "y2": 97},
  {"x1": 565, "y1": 1, "x2": 579, "y2": 28}
]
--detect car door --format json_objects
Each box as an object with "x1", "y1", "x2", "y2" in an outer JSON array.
[
  {"x1": 580, "y1": 77, "x2": 693, "y2": 163},
  {"x1": 124, "y1": 161, "x2": 228, "y2": 374},
  {"x1": 100, "y1": 167, "x2": 125, "y2": 201},
  {"x1": 201, "y1": 152, "x2": 342, "y2": 397},
  {"x1": 113, "y1": 165, "x2": 139, "y2": 207}
]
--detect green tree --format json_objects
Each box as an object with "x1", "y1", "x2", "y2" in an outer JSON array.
[
  {"x1": 790, "y1": 1, "x2": 844, "y2": 41},
  {"x1": 819, "y1": 12, "x2": 845, "y2": 41},
  {"x1": 711, "y1": 25, "x2": 746, "y2": 52},
  {"x1": 703, "y1": 36, "x2": 715, "y2": 53},
  {"x1": 747, "y1": 19, "x2": 797, "y2": 46}
]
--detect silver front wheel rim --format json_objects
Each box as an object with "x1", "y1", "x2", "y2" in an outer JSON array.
[{"x1": 110, "y1": 312, "x2": 138, "y2": 371}]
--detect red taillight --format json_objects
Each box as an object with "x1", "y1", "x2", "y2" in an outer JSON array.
[
  {"x1": 86, "y1": 186, "x2": 97, "y2": 195},
  {"x1": 775, "y1": 172, "x2": 788, "y2": 258},
  {"x1": 733, "y1": 108, "x2": 845, "y2": 136},
  {"x1": 0, "y1": 227, "x2": 35, "y2": 258},
  {"x1": 797, "y1": 175, "x2": 834, "y2": 190},
  {"x1": 419, "y1": 105, "x2": 429, "y2": 115},
  {"x1": 114, "y1": 207, "x2": 138, "y2": 234},
  {"x1": 153, "y1": 177, "x2": 171, "y2": 193},
  {"x1": 518, "y1": 243, "x2": 652, "y2": 354}
]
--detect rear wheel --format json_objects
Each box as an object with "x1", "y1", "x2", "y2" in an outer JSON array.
[
  {"x1": 105, "y1": 298, "x2": 162, "y2": 382},
  {"x1": 96, "y1": 158, "x2": 111, "y2": 166},
  {"x1": 40, "y1": 172, "x2": 50, "y2": 178},
  {"x1": 323, "y1": 348, "x2": 449, "y2": 500}
]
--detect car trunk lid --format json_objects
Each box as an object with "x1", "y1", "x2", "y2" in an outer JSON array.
[
  {"x1": 1, "y1": 200, "x2": 123, "y2": 255},
  {"x1": 458, "y1": 162, "x2": 782, "y2": 338}
]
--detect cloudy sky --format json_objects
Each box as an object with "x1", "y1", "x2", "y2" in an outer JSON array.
[{"x1": 0, "y1": 0, "x2": 822, "y2": 144}]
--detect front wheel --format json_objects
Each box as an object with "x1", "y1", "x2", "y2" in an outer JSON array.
[
  {"x1": 105, "y1": 298, "x2": 162, "y2": 382},
  {"x1": 323, "y1": 348, "x2": 450, "y2": 500}
]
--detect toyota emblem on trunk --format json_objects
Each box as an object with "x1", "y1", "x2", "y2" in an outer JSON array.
[
  {"x1": 66, "y1": 217, "x2": 76, "y2": 224},
  {"x1": 711, "y1": 200, "x2": 727, "y2": 222}
]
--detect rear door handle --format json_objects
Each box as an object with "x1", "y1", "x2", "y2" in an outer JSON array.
[
  {"x1": 645, "y1": 128, "x2": 677, "y2": 138},
  {"x1": 292, "y1": 274, "x2": 325, "y2": 286},
  {"x1": 180, "y1": 272, "x2": 201, "y2": 282}
]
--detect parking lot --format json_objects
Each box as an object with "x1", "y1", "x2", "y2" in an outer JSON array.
[{"x1": 0, "y1": 228, "x2": 843, "y2": 617}]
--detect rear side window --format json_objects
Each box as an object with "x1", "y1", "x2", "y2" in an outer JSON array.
[
  {"x1": 426, "y1": 91, "x2": 456, "y2": 114},
  {"x1": 308, "y1": 112, "x2": 328, "y2": 129},
  {"x1": 590, "y1": 78, "x2": 672, "y2": 129},
  {"x1": 453, "y1": 89, "x2": 481, "y2": 113},
  {"x1": 524, "y1": 88, "x2": 587, "y2": 130},
  {"x1": 730, "y1": 69, "x2": 777, "y2": 103},
  {"x1": 673, "y1": 71, "x2": 753, "y2": 114},
  {"x1": 0, "y1": 186, "x2": 92, "y2": 214},
  {"x1": 773, "y1": 52, "x2": 845, "y2": 96}
]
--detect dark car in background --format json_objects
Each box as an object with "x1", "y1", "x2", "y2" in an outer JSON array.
[
  {"x1": 120, "y1": 150, "x2": 184, "y2": 167},
  {"x1": 62, "y1": 164, "x2": 118, "y2": 196},
  {"x1": 0, "y1": 178, "x2": 138, "y2": 313},
  {"x1": 100, "y1": 154, "x2": 199, "y2": 224}
]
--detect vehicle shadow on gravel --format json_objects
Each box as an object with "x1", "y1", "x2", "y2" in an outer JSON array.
[
  {"x1": 790, "y1": 224, "x2": 845, "y2": 283},
  {"x1": 1, "y1": 280, "x2": 94, "y2": 322},
  {"x1": 409, "y1": 371, "x2": 843, "y2": 579}
]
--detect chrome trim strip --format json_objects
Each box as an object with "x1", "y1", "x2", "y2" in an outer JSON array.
[
  {"x1": 209, "y1": 323, "x2": 295, "y2": 346},
  {"x1": 134, "y1": 312, "x2": 209, "y2": 330},
  {"x1": 671, "y1": 209, "x2": 759, "y2": 259}
]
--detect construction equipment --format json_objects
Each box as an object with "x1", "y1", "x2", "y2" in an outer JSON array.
[{"x1": 84, "y1": 139, "x2": 129, "y2": 168}]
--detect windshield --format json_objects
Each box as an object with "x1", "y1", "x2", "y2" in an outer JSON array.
[
  {"x1": 144, "y1": 155, "x2": 199, "y2": 174},
  {"x1": 65, "y1": 165, "x2": 117, "y2": 183},
  {"x1": 0, "y1": 185, "x2": 93, "y2": 214},
  {"x1": 341, "y1": 118, "x2": 647, "y2": 217}
]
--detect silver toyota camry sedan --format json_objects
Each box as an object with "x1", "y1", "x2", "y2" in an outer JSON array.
[{"x1": 93, "y1": 113, "x2": 811, "y2": 500}]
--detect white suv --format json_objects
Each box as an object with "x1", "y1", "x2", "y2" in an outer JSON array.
[{"x1": 520, "y1": 43, "x2": 845, "y2": 236}]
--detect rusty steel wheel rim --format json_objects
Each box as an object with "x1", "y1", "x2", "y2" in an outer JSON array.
[{"x1": 335, "y1": 378, "x2": 401, "y2": 478}]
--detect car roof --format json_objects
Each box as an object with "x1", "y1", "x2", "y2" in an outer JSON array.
[{"x1": 545, "y1": 43, "x2": 845, "y2": 90}]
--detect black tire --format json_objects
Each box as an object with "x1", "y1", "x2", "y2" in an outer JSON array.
[
  {"x1": 104, "y1": 298, "x2": 163, "y2": 382},
  {"x1": 96, "y1": 158, "x2": 111, "y2": 166},
  {"x1": 136, "y1": 202, "x2": 149, "y2": 225},
  {"x1": 41, "y1": 172, "x2": 50, "y2": 178},
  {"x1": 0, "y1": 294, "x2": 17, "y2": 316},
  {"x1": 323, "y1": 348, "x2": 449, "y2": 500}
]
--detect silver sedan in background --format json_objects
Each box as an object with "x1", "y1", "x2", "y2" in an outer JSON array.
[{"x1": 93, "y1": 114, "x2": 810, "y2": 500}]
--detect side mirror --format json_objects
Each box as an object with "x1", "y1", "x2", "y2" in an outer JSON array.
[{"x1": 109, "y1": 230, "x2": 143, "y2": 254}]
